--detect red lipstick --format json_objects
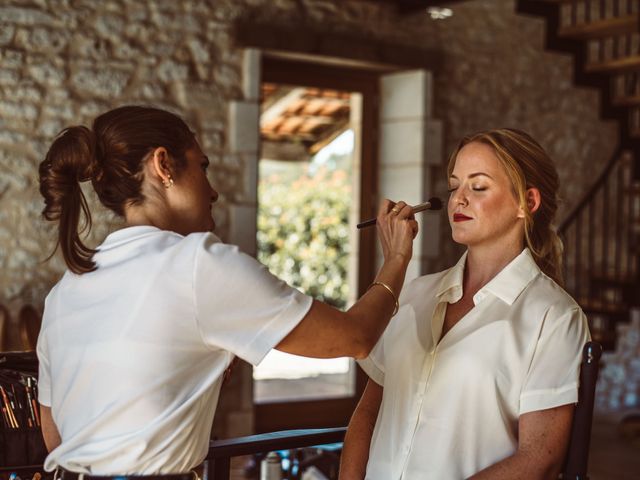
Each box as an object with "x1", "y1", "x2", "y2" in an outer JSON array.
[{"x1": 453, "y1": 213, "x2": 472, "y2": 222}]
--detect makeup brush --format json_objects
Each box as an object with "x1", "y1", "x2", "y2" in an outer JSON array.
[{"x1": 356, "y1": 197, "x2": 443, "y2": 229}]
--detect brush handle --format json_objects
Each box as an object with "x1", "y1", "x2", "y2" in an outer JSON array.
[{"x1": 356, "y1": 199, "x2": 440, "y2": 229}]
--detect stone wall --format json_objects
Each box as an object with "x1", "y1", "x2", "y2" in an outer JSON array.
[{"x1": 0, "y1": 0, "x2": 619, "y2": 436}]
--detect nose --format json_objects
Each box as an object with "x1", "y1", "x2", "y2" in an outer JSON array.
[
  {"x1": 210, "y1": 186, "x2": 219, "y2": 204},
  {"x1": 451, "y1": 187, "x2": 468, "y2": 207}
]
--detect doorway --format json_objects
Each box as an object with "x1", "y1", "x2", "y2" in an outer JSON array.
[{"x1": 253, "y1": 57, "x2": 382, "y2": 432}]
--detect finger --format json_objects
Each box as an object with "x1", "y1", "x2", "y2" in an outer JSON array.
[
  {"x1": 391, "y1": 201, "x2": 407, "y2": 215},
  {"x1": 396, "y1": 203, "x2": 413, "y2": 219},
  {"x1": 408, "y1": 219, "x2": 419, "y2": 238},
  {"x1": 379, "y1": 199, "x2": 395, "y2": 217}
]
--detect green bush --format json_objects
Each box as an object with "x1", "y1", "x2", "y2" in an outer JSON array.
[{"x1": 257, "y1": 167, "x2": 351, "y2": 309}]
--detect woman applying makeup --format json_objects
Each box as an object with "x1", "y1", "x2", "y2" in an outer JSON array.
[
  {"x1": 340, "y1": 129, "x2": 590, "y2": 480},
  {"x1": 36, "y1": 105, "x2": 419, "y2": 477}
]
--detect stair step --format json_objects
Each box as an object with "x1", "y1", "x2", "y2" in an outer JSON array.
[
  {"x1": 589, "y1": 273, "x2": 639, "y2": 286},
  {"x1": 613, "y1": 94, "x2": 640, "y2": 107},
  {"x1": 586, "y1": 55, "x2": 640, "y2": 74},
  {"x1": 577, "y1": 297, "x2": 628, "y2": 315},
  {"x1": 590, "y1": 329, "x2": 617, "y2": 351},
  {"x1": 559, "y1": 15, "x2": 639, "y2": 40}
]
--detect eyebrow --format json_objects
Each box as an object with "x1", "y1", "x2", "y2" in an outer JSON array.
[{"x1": 449, "y1": 172, "x2": 493, "y2": 180}]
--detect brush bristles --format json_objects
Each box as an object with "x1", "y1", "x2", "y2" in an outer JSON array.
[{"x1": 428, "y1": 197, "x2": 443, "y2": 210}]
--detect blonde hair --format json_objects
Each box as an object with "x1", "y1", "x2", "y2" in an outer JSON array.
[{"x1": 447, "y1": 128, "x2": 564, "y2": 285}]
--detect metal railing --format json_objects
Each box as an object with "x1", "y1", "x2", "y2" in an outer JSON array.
[
  {"x1": 206, "y1": 427, "x2": 346, "y2": 480},
  {"x1": 559, "y1": 149, "x2": 637, "y2": 345}
]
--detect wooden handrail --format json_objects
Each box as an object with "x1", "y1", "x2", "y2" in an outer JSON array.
[{"x1": 558, "y1": 145, "x2": 625, "y2": 234}]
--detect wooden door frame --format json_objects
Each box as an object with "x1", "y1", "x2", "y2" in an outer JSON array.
[{"x1": 255, "y1": 56, "x2": 388, "y2": 432}]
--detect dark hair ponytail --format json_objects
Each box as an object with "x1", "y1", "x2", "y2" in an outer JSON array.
[
  {"x1": 39, "y1": 106, "x2": 195, "y2": 275},
  {"x1": 39, "y1": 126, "x2": 99, "y2": 274}
]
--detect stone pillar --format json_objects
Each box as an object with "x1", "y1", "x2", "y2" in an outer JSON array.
[{"x1": 377, "y1": 69, "x2": 443, "y2": 283}]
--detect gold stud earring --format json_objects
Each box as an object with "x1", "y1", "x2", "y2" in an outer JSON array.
[{"x1": 164, "y1": 176, "x2": 174, "y2": 189}]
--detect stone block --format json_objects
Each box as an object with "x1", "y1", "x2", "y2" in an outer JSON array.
[
  {"x1": 156, "y1": 59, "x2": 189, "y2": 83},
  {"x1": 1, "y1": 49, "x2": 24, "y2": 69},
  {"x1": 0, "y1": 102, "x2": 37, "y2": 120},
  {"x1": 240, "y1": 153, "x2": 259, "y2": 204},
  {"x1": 0, "y1": 7, "x2": 54, "y2": 26},
  {"x1": 215, "y1": 63, "x2": 242, "y2": 94},
  {"x1": 27, "y1": 62, "x2": 66, "y2": 86},
  {"x1": 11, "y1": 84, "x2": 42, "y2": 102},
  {"x1": 14, "y1": 27, "x2": 68, "y2": 53},
  {"x1": 201, "y1": 130, "x2": 224, "y2": 152},
  {"x1": 0, "y1": 24, "x2": 15, "y2": 45},
  {"x1": 380, "y1": 70, "x2": 432, "y2": 121},
  {"x1": 242, "y1": 48, "x2": 261, "y2": 101},
  {"x1": 94, "y1": 13, "x2": 125, "y2": 38},
  {"x1": 39, "y1": 119, "x2": 64, "y2": 139},
  {"x1": 228, "y1": 101, "x2": 259, "y2": 154},
  {"x1": 228, "y1": 204, "x2": 257, "y2": 257},
  {"x1": 0, "y1": 69, "x2": 19, "y2": 86},
  {"x1": 379, "y1": 164, "x2": 424, "y2": 205},
  {"x1": 71, "y1": 68, "x2": 131, "y2": 99},
  {"x1": 379, "y1": 119, "x2": 426, "y2": 167},
  {"x1": 0, "y1": 131, "x2": 27, "y2": 146},
  {"x1": 43, "y1": 104, "x2": 74, "y2": 121}
]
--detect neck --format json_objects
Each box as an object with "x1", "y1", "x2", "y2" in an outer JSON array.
[
  {"x1": 464, "y1": 241, "x2": 525, "y2": 294},
  {"x1": 124, "y1": 200, "x2": 173, "y2": 232}
]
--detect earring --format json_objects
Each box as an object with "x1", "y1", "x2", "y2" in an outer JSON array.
[{"x1": 163, "y1": 176, "x2": 174, "y2": 189}]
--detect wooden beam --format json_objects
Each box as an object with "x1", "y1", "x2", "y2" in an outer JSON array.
[
  {"x1": 260, "y1": 140, "x2": 311, "y2": 162},
  {"x1": 559, "y1": 15, "x2": 639, "y2": 40},
  {"x1": 235, "y1": 20, "x2": 441, "y2": 71}
]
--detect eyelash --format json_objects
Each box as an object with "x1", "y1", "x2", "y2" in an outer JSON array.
[{"x1": 447, "y1": 186, "x2": 487, "y2": 193}]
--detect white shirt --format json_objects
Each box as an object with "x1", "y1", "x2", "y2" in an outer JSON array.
[
  {"x1": 37, "y1": 226, "x2": 312, "y2": 475},
  {"x1": 359, "y1": 248, "x2": 590, "y2": 480}
]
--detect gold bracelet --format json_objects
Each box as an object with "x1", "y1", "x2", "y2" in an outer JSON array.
[{"x1": 369, "y1": 281, "x2": 399, "y2": 316}]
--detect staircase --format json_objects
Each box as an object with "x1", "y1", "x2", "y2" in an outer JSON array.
[{"x1": 516, "y1": 0, "x2": 640, "y2": 350}]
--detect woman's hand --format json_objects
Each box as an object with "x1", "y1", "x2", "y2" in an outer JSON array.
[{"x1": 376, "y1": 199, "x2": 419, "y2": 263}]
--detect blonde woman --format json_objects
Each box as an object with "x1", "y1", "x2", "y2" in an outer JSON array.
[{"x1": 340, "y1": 129, "x2": 590, "y2": 480}]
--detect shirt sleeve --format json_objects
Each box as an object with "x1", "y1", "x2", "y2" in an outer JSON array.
[
  {"x1": 36, "y1": 328, "x2": 52, "y2": 407},
  {"x1": 519, "y1": 306, "x2": 591, "y2": 415},
  {"x1": 193, "y1": 233, "x2": 313, "y2": 366},
  {"x1": 358, "y1": 338, "x2": 385, "y2": 386}
]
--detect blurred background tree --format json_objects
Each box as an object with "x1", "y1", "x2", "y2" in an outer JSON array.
[{"x1": 257, "y1": 161, "x2": 351, "y2": 309}]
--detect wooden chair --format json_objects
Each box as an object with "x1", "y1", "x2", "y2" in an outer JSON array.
[
  {"x1": 18, "y1": 304, "x2": 42, "y2": 351},
  {"x1": 561, "y1": 341, "x2": 603, "y2": 480},
  {"x1": 0, "y1": 304, "x2": 8, "y2": 352}
]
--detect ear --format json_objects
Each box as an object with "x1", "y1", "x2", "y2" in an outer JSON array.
[
  {"x1": 518, "y1": 187, "x2": 541, "y2": 218},
  {"x1": 150, "y1": 147, "x2": 172, "y2": 185}
]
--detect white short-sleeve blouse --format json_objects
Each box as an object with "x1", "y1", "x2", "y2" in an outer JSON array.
[
  {"x1": 37, "y1": 226, "x2": 312, "y2": 475},
  {"x1": 359, "y1": 248, "x2": 590, "y2": 480}
]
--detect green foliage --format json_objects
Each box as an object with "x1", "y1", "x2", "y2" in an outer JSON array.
[{"x1": 257, "y1": 167, "x2": 351, "y2": 309}]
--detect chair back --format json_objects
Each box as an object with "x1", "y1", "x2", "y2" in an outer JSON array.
[
  {"x1": 0, "y1": 304, "x2": 8, "y2": 352},
  {"x1": 19, "y1": 305, "x2": 42, "y2": 351},
  {"x1": 561, "y1": 341, "x2": 603, "y2": 480}
]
